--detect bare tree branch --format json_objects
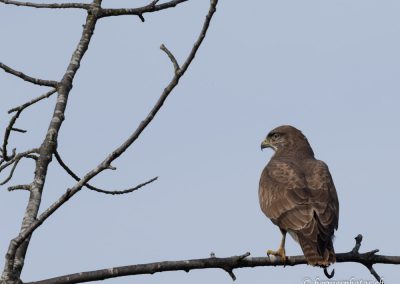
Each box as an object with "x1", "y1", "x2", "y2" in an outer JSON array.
[
  {"x1": 0, "y1": 0, "x2": 90, "y2": 9},
  {"x1": 10, "y1": 128, "x2": 27, "y2": 133},
  {"x1": 2, "y1": 89, "x2": 56, "y2": 162},
  {"x1": 160, "y1": 44, "x2": 180, "y2": 73},
  {"x1": 98, "y1": 0, "x2": 188, "y2": 19},
  {"x1": 8, "y1": 184, "x2": 32, "y2": 192},
  {"x1": 1, "y1": 0, "x2": 218, "y2": 281},
  {"x1": 25, "y1": 235, "x2": 396, "y2": 284},
  {"x1": 8, "y1": 89, "x2": 57, "y2": 114},
  {"x1": 0, "y1": 149, "x2": 38, "y2": 173},
  {"x1": 0, "y1": 153, "x2": 36, "y2": 186},
  {"x1": 2, "y1": 110, "x2": 22, "y2": 161},
  {"x1": 0, "y1": 158, "x2": 21, "y2": 186},
  {"x1": 54, "y1": 150, "x2": 158, "y2": 195},
  {"x1": 0, "y1": 148, "x2": 16, "y2": 166},
  {"x1": 1, "y1": 1, "x2": 102, "y2": 279},
  {"x1": 1, "y1": 0, "x2": 190, "y2": 24},
  {"x1": 351, "y1": 234, "x2": 385, "y2": 282},
  {"x1": 0, "y1": 62, "x2": 58, "y2": 87}
]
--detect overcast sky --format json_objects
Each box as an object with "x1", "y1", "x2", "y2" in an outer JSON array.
[{"x1": 1, "y1": 0, "x2": 400, "y2": 283}]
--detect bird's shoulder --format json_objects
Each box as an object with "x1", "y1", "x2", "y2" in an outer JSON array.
[
  {"x1": 260, "y1": 157, "x2": 334, "y2": 190},
  {"x1": 260, "y1": 157, "x2": 306, "y2": 189},
  {"x1": 303, "y1": 159, "x2": 335, "y2": 190}
]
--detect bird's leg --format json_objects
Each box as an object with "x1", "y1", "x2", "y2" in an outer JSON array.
[{"x1": 267, "y1": 229, "x2": 287, "y2": 260}]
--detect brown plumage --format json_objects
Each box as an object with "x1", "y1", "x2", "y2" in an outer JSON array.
[{"x1": 259, "y1": 125, "x2": 339, "y2": 267}]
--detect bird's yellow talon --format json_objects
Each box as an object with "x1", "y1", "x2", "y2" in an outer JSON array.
[{"x1": 266, "y1": 247, "x2": 286, "y2": 259}]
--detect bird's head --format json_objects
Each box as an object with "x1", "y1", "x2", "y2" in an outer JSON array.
[{"x1": 261, "y1": 125, "x2": 314, "y2": 157}]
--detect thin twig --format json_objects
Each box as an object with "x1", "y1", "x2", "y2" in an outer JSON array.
[
  {"x1": 0, "y1": 150, "x2": 37, "y2": 187},
  {"x1": 0, "y1": 149, "x2": 38, "y2": 172},
  {"x1": 367, "y1": 264, "x2": 383, "y2": 283},
  {"x1": 0, "y1": 0, "x2": 90, "y2": 9},
  {"x1": 8, "y1": 89, "x2": 57, "y2": 114},
  {"x1": 8, "y1": 184, "x2": 31, "y2": 192},
  {"x1": 352, "y1": 234, "x2": 363, "y2": 254},
  {"x1": 55, "y1": 149, "x2": 157, "y2": 195},
  {"x1": 99, "y1": 0, "x2": 188, "y2": 19},
  {"x1": 349, "y1": 235, "x2": 385, "y2": 283},
  {"x1": 11, "y1": 128, "x2": 27, "y2": 133},
  {"x1": 2, "y1": 89, "x2": 56, "y2": 161},
  {"x1": 2, "y1": 110, "x2": 22, "y2": 160},
  {"x1": 0, "y1": 148, "x2": 16, "y2": 165},
  {"x1": 160, "y1": 44, "x2": 180, "y2": 73},
  {"x1": 0, "y1": 158, "x2": 21, "y2": 185},
  {"x1": 0, "y1": 62, "x2": 58, "y2": 87}
]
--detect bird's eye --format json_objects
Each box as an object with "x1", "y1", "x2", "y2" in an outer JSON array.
[{"x1": 271, "y1": 133, "x2": 280, "y2": 140}]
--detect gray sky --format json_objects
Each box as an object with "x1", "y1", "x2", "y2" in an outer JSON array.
[{"x1": 1, "y1": 0, "x2": 400, "y2": 283}]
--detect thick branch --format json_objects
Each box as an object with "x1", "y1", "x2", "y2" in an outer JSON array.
[
  {"x1": 0, "y1": 62, "x2": 58, "y2": 87},
  {"x1": 0, "y1": 0, "x2": 90, "y2": 9},
  {"x1": 99, "y1": 0, "x2": 188, "y2": 19},
  {"x1": 25, "y1": 235, "x2": 398, "y2": 284},
  {"x1": 1, "y1": 1, "x2": 101, "y2": 280},
  {"x1": 54, "y1": 150, "x2": 158, "y2": 195}
]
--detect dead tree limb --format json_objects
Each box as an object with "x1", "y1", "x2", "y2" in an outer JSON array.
[
  {"x1": 98, "y1": 0, "x2": 188, "y2": 21},
  {"x1": 24, "y1": 235, "x2": 397, "y2": 284},
  {"x1": 0, "y1": 0, "x2": 90, "y2": 9},
  {"x1": 8, "y1": 89, "x2": 57, "y2": 114},
  {"x1": 0, "y1": 62, "x2": 58, "y2": 87},
  {"x1": 2, "y1": 89, "x2": 57, "y2": 161},
  {"x1": 2, "y1": 0, "x2": 104, "y2": 281},
  {"x1": 54, "y1": 150, "x2": 158, "y2": 195}
]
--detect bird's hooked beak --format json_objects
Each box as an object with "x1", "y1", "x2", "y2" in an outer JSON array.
[{"x1": 261, "y1": 138, "x2": 271, "y2": 151}]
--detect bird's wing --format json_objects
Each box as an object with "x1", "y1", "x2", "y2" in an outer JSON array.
[
  {"x1": 259, "y1": 159, "x2": 338, "y2": 231},
  {"x1": 259, "y1": 159, "x2": 312, "y2": 229},
  {"x1": 305, "y1": 159, "x2": 339, "y2": 231},
  {"x1": 259, "y1": 158, "x2": 339, "y2": 265}
]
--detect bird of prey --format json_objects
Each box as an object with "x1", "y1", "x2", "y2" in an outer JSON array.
[{"x1": 259, "y1": 125, "x2": 339, "y2": 269}]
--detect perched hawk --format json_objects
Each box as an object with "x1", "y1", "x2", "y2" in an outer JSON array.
[{"x1": 259, "y1": 125, "x2": 339, "y2": 269}]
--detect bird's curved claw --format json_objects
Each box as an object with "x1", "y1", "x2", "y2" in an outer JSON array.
[{"x1": 324, "y1": 267, "x2": 335, "y2": 279}]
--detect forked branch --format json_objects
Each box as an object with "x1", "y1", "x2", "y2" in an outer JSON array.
[{"x1": 2, "y1": 89, "x2": 57, "y2": 161}]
